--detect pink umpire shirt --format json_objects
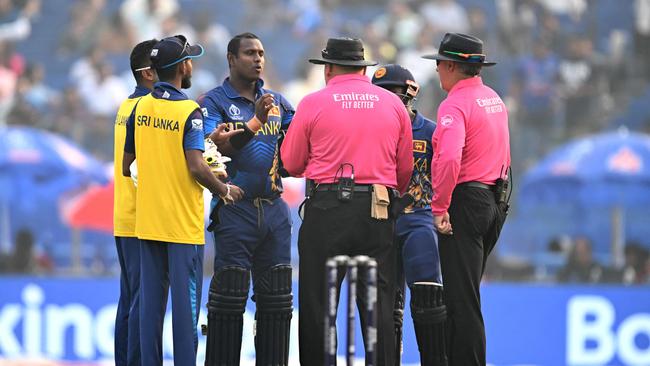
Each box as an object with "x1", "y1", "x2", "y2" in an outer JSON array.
[
  {"x1": 281, "y1": 74, "x2": 413, "y2": 193},
  {"x1": 431, "y1": 76, "x2": 511, "y2": 216}
]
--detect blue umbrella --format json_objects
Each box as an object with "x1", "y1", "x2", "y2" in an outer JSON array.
[
  {"x1": 519, "y1": 128, "x2": 650, "y2": 208},
  {"x1": 506, "y1": 129, "x2": 650, "y2": 263},
  {"x1": 0, "y1": 126, "x2": 109, "y2": 255},
  {"x1": 0, "y1": 126, "x2": 108, "y2": 182}
]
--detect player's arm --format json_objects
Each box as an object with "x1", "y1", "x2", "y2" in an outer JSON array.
[
  {"x1": 431, "y1": 103, "x2": 465, "y2": 216},
  {"x1": 208, "y1": 124, "x2": 243, "y2": 155},
  {"x1": 198, "y1": 93, "x2": 271, "y2": 154},
  {"x1": 280, "y1": 97, "x2": 312, "y2": 177},
  {"x1": 185, "y1": 150, "x2": 243, "y2": 202},
  {"x1": 198, "y1": 94, "x2": 239, "y2": 155},
  {"x1": 276, "y1": 95, "x2": 295, "y2": 177},
  {"x1": 278, "y1": 94, "x2": 295, "y2": 129},
  {"x1": 395, "y1": 104, "x2": 414, "y2": 194},
  {"x1": 228, "y1": 93, "x2": 275, "y2": 149},
  {"x1": 122, "y1": 108, "x2": 136, "y2": 177},
  {"x1": 184, "y1": 110, "x2": 244, "y2": 202}
]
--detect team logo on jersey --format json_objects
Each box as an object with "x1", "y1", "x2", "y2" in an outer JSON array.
[
  {"x1": 229, "y1": 104, "x2": 241, "y2": 117},
  {"x1": 413, "y1": 140, "x2": 427, "y2": 153},
  {"x1": 440, "y1": 114, "x2": 453, "y2": 127},
  {"x1": 374, "y1": 67, "x2": 387, "y2": 79},
  {"x1": 191, "y1": 119, "x2": 203, "y2": 131},
  {"x1": 268, "y1": 105, "x2": 281, "y2": 118}
]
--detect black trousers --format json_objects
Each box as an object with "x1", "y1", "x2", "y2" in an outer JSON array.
[
  {"x1": 438, "y1": 185, "x2": 507, "y2": 366},
  {"x1": 298, "y1": 191, "x2": 397, "y2": 365}
]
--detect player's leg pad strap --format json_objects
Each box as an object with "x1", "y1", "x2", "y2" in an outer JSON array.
[
  {"x1": 410, "y1": 283, "x2": 448, "y2": 366},
  {"x1": 252, "y1": 264, "x2": 293, "y2": 366},
  {"x1": 205, "y1": 266, "x2": 250, "y2": 366}
]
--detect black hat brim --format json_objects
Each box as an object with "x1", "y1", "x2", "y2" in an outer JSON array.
[
  {"x1": 309, "y1": 57, "x2": 378, "y2": 67},
  {"x1": 422, "y1": 53, "x2": 496, "y2": 66}
]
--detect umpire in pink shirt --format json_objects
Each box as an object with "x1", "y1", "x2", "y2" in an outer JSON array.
[
  {"x1": 423, "y1": 33, "x2": 511, "y2": 366},
  {"x1": 281, "y1": 37, "x2": 413, "y2": 365}
]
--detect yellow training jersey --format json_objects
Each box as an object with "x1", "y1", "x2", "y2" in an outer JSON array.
[
  {"x1": 113, "y1": 96, "x2": 142, "y2": 237},
  {"x1": 134, "y1": 94, "x2": 205, "y2": 245}
]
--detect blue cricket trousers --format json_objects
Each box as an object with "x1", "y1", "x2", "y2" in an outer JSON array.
[
  {"x1": 139, "y1": 240, "x2": 204, "y2": 366},
  {"x1": 115, "y1": 236, "x2": 141, "y2": 366}
]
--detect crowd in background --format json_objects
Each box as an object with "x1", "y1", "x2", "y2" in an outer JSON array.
[
  {"x1": 483, "y1": 235, "x2": 650, "y2": 284},
  {"x1": 1, "y1": 0, "x2": 649, "y2": 283}
]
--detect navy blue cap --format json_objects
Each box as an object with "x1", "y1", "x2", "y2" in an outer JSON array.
[
  {"x1": 372, "y1": 64, "x2": 415, "y2": 88},
  {"x1": 372, "y1": 64, "x2": 420, "y2": 100},
  {"x1": 150, "y1": 34, "x2": 204, "y2": 70}
]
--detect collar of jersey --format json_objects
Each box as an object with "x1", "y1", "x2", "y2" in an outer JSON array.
[
  {"x1": 449, "y1": 76, "x2": 483, "y2": 95},
  {"x1": 326, "y1": 73, "x2": 369, "y2": 86},
  {"x1": 412, "y1": 111, "x2": 426, "y2": 130},
  {"x1": 129, "y1": 85, "x2": 151, "y2": 99},
  {"x1": 151, "y1": 82, "x2": 189, "y2": 101},
  {"x1": 222, "y1": 78, "x2": 265, "y2": 100}
]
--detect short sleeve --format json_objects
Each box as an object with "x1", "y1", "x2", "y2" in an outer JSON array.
[
  {"x1": 197, "y1": 93, "x2": 224, "y2": 138},
  {"x1": 183, "y1": 109, "x2": 206, "y2": 151}
]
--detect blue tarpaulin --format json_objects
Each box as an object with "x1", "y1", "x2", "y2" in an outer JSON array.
[{"x1": 501, "y1": 129, "x2": 650, "y2": 261}]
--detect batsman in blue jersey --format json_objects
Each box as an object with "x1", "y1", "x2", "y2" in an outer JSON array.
[
  {"x1": 197, "y1": 32, "x2": 294, "y2": 366},
  {"x1": 372, "y1": 64, "x2": 448, "y2": 366}
]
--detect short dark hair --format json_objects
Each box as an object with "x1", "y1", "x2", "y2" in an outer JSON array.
[
  {"x1": 155, "y1": 62, "x2": 179, "y2": 83},
  {"x1": 227, "y1": 32, "x2": 260, "y2": 56},
  {"x1": 457, "y1": 62, "x2": 482, "y2": 77},
  {"x1": 130, "y1": 39, "x2": 158, "y2": 83}
]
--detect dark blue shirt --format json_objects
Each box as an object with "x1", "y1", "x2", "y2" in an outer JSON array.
[
  {"x1": 197, "y1": 78, "x2": 295, "y2": 199},
  {"x1": 405, "y1": 111, "x2": 436, "y2": 212},
  {"x1": 125, "y1": 82, "x2": 204, "y2": 154},
  {"x1": 129, "y1": 85, "x2": 150, "y2": 99}
]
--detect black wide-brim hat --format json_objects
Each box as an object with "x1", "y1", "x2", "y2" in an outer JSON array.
[
  {"x1": 422, "y1": 33, "x2": 496, "y2": 66},
  {"x1": 309, "y1": 37, "x2": 377, "y2": 67}
]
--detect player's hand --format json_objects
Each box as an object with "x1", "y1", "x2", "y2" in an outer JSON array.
[
  {"x1": 434, "y1": 212, "x2": 453, "y2": 235},
  {"x1": 254, "y1": 93, "x2": 275, "y2": 125},
  {"x1": 209, "y1": 124, "x2": 243, "y2": 146},
  {"x1": 218, "y1": 183, "x2": 244, "y2": 204}
]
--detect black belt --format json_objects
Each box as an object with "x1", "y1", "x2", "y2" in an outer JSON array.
[
  {"x1": 314, "y1": 183, "x2": 372, "y2": 192},
  {"x1": 459, "y1": 181, "x2": 495, "y2": 190}
]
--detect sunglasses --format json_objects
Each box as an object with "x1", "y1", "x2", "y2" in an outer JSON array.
[{"x1": 177, "y1": 36, "x2": 189, "y2": 59}]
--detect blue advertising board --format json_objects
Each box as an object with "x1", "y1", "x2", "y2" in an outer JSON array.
[{"x1": 0, "y1": 278, "x2": 648, "y2": 365}]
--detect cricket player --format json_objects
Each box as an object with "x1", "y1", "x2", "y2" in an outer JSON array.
[
  {"x1": 372, "y1": 64, "x2": 447, "y2": 366},
  {"x1": 198, "y1": 32, "x2": 294, "y2": 366},
  {"x1": 113, "y1": 38, "x2": 157, "y2": 366},
  {"x1": 122, "y1": 35, "x2": 243, "y2": 366}
]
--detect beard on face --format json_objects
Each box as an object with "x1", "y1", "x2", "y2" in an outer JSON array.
[{"x1": 181, "y1": 74, "x2": 192, "y2": 89}]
